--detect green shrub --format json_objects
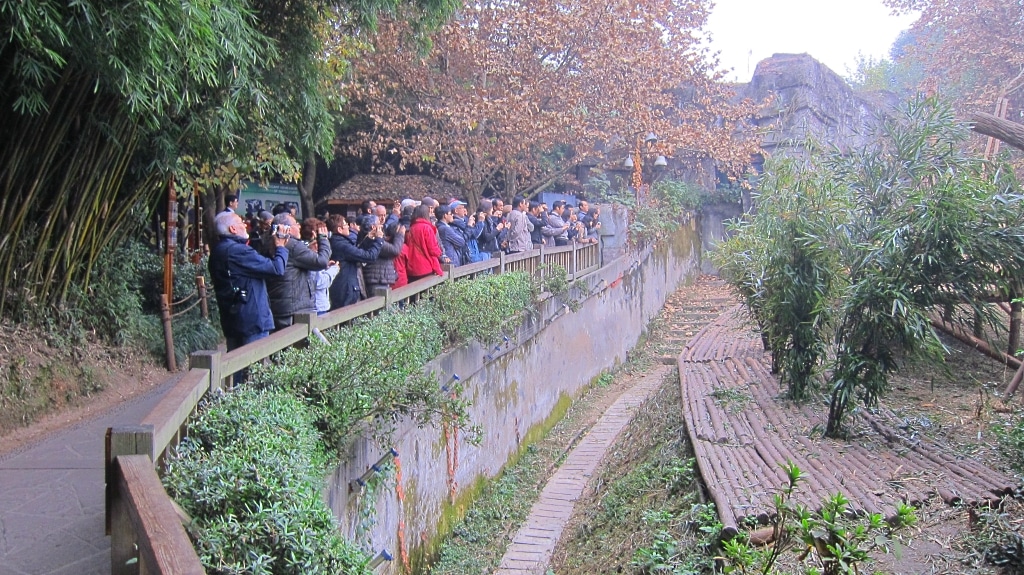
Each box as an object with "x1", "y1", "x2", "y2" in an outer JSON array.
[
  {"x1": 251, "y1": 303, "x2": 469, "y2": 450},
  {"x1": 428, "y1": 271, "x2": 533, "y2": 346},
  {"x1": 163, "y1": 387, "x2": 370, "y2": 575}
]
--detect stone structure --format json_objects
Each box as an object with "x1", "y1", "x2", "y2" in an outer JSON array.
[
  {"x1": 739, "y1": 53, "x2": 898, "y2": 162},
  {"x1": 700, "y1": 53, "x2": 897, "y2": 270}
]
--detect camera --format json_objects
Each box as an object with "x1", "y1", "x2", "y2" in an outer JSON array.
[
  {"x1": 229, "y1": 286, "x2": 249, "y2": 314},
  {"x1": 271, "y1": 224, "x2": 291, "y2": 239}
]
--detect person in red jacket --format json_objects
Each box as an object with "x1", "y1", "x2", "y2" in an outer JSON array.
[{"x1": 402, "y1": 204, "x2": 445, "y2": 282}]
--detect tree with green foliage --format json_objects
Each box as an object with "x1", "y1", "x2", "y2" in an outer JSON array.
[
  {"x1": 0, "y1": 0, "x2": 458, "y2": 318},
  {"x1": 715, "y1": 96, "x2": 1024, "y2": 436},
  {"x1": 714, "y1": 152, "x2": 845, "y2": 401}
]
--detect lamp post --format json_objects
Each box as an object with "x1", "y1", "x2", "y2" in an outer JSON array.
[{"x1": 622, "y1": 132, "x2": 668, "y2": 204}]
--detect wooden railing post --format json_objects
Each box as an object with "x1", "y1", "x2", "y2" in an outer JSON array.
[
  {"x1": 499, "y1": 251, "x2": 506, "y2": 274},
  {"x1": 571, "y1": 242, "x2": 578, "y2": 279},
  {"x1": 106, "y1": 425, "x2": 154, "y2": 575},
  {"x1": 538, "y1": 243, "x2": 545, "y2": 280},
  {"x1": 189, "y1": 350, "x2": 223, "y2": 393},
  {"x1": 442, "y1": 263, "x2": 454, "y2": 281},
  {"x1": 196, "y1": 275, "x2": 209, "y2": 319},
  {"x1": 160, "y1": 294, "x2": 177, "y2": 372},
  {"x1": 293, "y1": 312, "x2": 316, "y2": 337},
  {"x1": 373, "y1": 286, "x2": 391, "y2": 307}
]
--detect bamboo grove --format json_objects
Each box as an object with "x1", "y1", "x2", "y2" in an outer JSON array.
[{"x1": 0, "y1": 0, "x2": 459, "y2": 317}]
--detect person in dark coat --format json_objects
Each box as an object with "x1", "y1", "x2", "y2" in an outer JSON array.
[
  {"x1": 209, "y1": 211, "x2": 289, "y2": 350},
  {"x1": 328, "y1": 214, "x2": 384, "y2": 309},
  {"x1": 527, "y1": 201, "x2": 545, "y2": 246},
  {"x1": 435, "y1": 205, "x2": 469, "y2": 266},
  {"x1": 263, "y1": 213, "x2": 331, "y2": 330},
  {"x1": 364, "y1": 222, "x2": 406, "y2": 294}
]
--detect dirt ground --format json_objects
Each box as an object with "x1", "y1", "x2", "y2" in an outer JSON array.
[
  {"x1": 552, "y1": 278, "x2": 1024, "y2": 575},
  {"x1": 0, "y1": 321, "x2": 168, "y2": 457}
]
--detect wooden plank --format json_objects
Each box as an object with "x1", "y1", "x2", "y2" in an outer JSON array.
[
  {"x1": 141, "y1": 369, "x2": 210, "y2": 461},
  {"x1": 319, "y1": 296, "x2": 386, "y2": 328},
  {"x1": 390, "y1": 273, "x2": 448, "y2": 302},
  {"x1": 116, "y1": 454, "x2": 205, "y2": 575},
  {"x1": 220, "y1": 323, "x2": 308, "y2": 375},
  {"x1": 450, "y1": 258, "x2": 501, "y2": 279}
]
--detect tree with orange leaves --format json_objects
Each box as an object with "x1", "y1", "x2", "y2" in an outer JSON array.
[
  {"x1": 885, "y1": 0, "x2": 1024, "y2": 119},
  {"x1": 338, "y1": 0, "x2": 762, "y2": 205}
]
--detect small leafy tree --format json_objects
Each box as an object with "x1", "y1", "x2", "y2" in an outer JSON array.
[
  {"x1": 714, "y1": 153, "x2": 844, "y2": 400},
  {"x1": 823, "y1": 96, "x2": 1024, "y2": 435},
  {"x1": 715, "y1": 96, "x2": 1024, "y2": 436}
]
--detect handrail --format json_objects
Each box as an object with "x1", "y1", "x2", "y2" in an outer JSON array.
[{"x1": 105, "y1": 238, "x2": 603, "y2": 574}]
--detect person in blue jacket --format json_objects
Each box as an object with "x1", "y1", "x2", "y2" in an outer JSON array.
[
  {"x1": 327, "y1": 214, "x2": 384, "y2": 309},
  {"x1": 209, "y1": 211, "x2": 289, "y2": 351}
]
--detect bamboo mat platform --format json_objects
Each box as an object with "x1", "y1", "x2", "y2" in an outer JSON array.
[{"x1": 679, "y1": 305, "x2": 1021, "y2": 536}]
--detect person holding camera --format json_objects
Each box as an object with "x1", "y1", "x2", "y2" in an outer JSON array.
[
  {"x1": 403, "y1": 204, "x2": 445, "y2": 281},
  {"x1": 209, "y1": 211, "x2": 289, "y2": 351},
  {"x1": 364, "y1": 221, "x2": 406, "y2": 295},
  {"x1": 328, "y1": 214, "x2": 384, "y2": 309},
  {"x1": 263, "y1": 213, "x2": 331, "y2": 330}
]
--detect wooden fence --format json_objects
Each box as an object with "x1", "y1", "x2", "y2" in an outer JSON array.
[{"x1": 104, "y1": 240, "x2": 601, "y2": 574}]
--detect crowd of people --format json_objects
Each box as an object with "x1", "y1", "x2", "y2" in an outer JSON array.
[{"x1": 209, "y1": 194, "x2": 602, "y2": 351}]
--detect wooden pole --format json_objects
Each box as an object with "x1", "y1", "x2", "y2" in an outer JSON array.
[
  {"x1": 160, "y1": 294, "x2": 177, "y2": 372},
  {"x1": 163, "y1": 178, "x2": 177, "y2": 315}
]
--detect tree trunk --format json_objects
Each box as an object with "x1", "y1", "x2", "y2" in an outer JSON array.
[
  {"x1": 969, "y1": 112, "x2": 1024, "y2": 152},
  {"x1": 298, "y1": 153, "x2": 317, "y2": 218}
]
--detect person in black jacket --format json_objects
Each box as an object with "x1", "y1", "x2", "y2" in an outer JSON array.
[
  {"x1": 209, "y1": 211, "x2": 289, "y2": 350},
  {"x1": 364, "y1": 222, "x2": 406, "y2": 294},
  {"x1": 328, "y1": 214, "x2": 384, "y2": 309},
  {"x1": 527, "y1": 201, "x2": 545, "y2": 246},
  {"x1": 263, "y1": 213, "x2": 331, "y2": 330}
]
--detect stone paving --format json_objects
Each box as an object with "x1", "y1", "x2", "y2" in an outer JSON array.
[
  {"x1": 0, "y1": 376, "x2": 180, "y2": 575},
  {"x1": 493, "y1": 365, "x2": 672, "y2": 575}
]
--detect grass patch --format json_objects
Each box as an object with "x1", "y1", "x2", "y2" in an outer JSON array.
[
  {"x1": 551, "y1": 373, "x2": 721, "y2": 575},
  {"x1": 426, "y1": 444, "x2": 548, "y2": 574}
]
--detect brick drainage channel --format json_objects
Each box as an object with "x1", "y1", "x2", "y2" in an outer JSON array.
[{"x1": 493, "y1": 275, "x2": 734, "y2": 575}]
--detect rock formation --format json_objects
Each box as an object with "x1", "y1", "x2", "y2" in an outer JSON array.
[{"x1": 739, "y1": 53, "x2": 897, "y2": 159}]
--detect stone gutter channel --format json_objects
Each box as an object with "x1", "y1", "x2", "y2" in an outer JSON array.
[{"x1": 492, "y1": 275, "x2": 734, "y2": 575}]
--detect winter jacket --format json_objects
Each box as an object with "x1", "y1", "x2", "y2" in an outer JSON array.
[
  {"x1": 364, "y1": 230, "x2": 405, "y2": 289},
  {"x1": 265, "y1": 237, "x2": 331, "y2": 329},
  {"x1": 404, "y1": 219, "x2": 444, "y2": 277},
  {"x1": 543, "y1": 212, "x2": 569, "y2": 245},
  {"x1": 477, "y1": 216, "x2": 501, "y2": 254},
  {"x1": 505, "y1": 209, "x2": 533, "y2": 253},
  {"x1": 209, "y1": 236, "x2": 288, "y2": 339},
  {"x1": 527, "y1": 212, "x2": 545, "y2": 245},
  {"x1": 312, "y1": 264, "x2": 340, "y2": 313},
  {"x1": 438, "y1": 220, "x2": 469, "y2": 266},
  {"x1": 329, "y1": 233, "x2": 383, "y2": 309}
]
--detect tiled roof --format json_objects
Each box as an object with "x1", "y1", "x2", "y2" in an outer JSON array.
[{"x1": 318, "y1": 175, "x2": 468, "y2": 206}]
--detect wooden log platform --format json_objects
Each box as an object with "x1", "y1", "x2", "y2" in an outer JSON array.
[{"x1": 678, "y1": 305, "x2": 1022, "y2": 536}]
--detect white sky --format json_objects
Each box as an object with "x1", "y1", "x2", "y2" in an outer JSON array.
[{"x1": 704, "y1": 0, "x2": 919, "y2": 83}]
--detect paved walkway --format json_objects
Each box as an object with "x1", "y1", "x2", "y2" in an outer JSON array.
[
  {"x1": 0, "y1": 376, "x2": 180, "y2": 575},
  {"x1": 494, "y1": 365, "x2": 672, "y2": 575}
]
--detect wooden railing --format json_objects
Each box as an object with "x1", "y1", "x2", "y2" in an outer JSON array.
[{"x1": 104, "y1": 239, "x2": 601, "y2": 574}]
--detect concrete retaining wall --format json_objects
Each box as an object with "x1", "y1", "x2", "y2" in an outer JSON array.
[{"x1": 323, "y1": 218, "x2": 703, "y2": 573}]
